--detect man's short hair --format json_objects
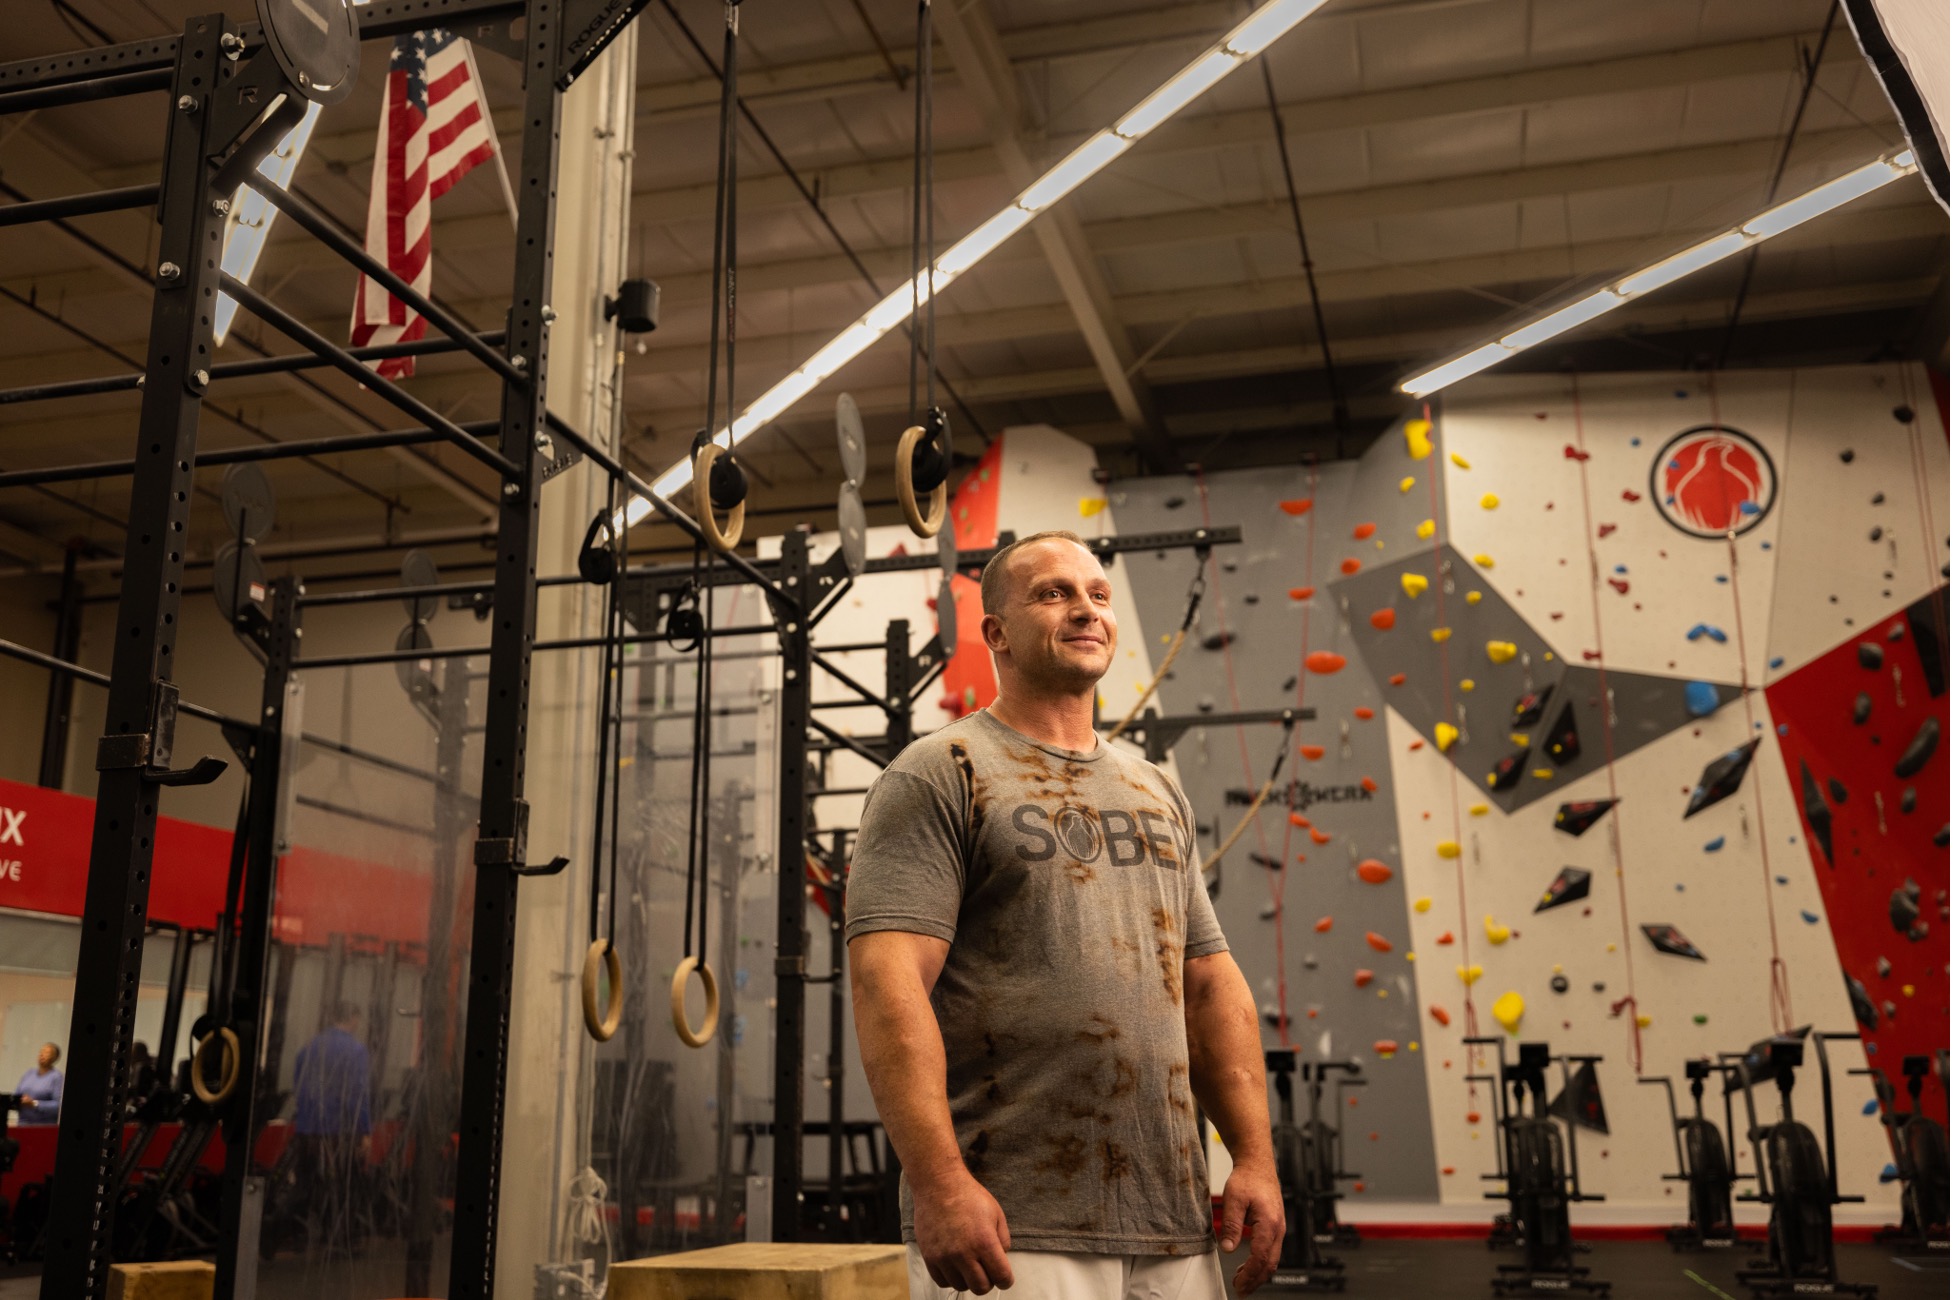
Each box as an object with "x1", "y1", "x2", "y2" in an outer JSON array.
[
  {"x1": 41, "y1": 1044, "x2": 58, "y2": 1064},
  {"x1": 335, "y1": 1001, "x2": 363, "y2": 1026},
  {"x1": 978, "y1": 530, "x2": 1097, "y2": 616}
]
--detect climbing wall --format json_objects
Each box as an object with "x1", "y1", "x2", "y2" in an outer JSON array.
[{"x1": 1104, "y1": 365, "x2": 1945, "y2": 1216}]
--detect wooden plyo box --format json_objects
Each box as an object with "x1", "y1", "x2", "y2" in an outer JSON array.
[
  {"x1": 107, "y1": 1261, "x2": 215, "y2": 1300},
  {"x1": 609, "y1": 1243, "x2": 907, "y2": 1300}
]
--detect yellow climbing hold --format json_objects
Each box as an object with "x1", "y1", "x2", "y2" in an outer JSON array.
[
  {"x1": 1484, "y1": 915, "x2": 1511, "y2": 945},
  {"x1": 1450, "y1": 452, "x2": 1472, "y2": 469},
  {"x1": 1473, "y1": 553, "x2": 1495, "y2": 568},
  {"x1": 1416, "y1": 518, "x2": 1435, "y2": 539},
  {"x1": 1437, "y1": 840, "x2": 1462, "y2": 860},
  {"x1": 1431, "y1": 627, "x2": 1453, "y2": 643},
  {"x1": 1460, "y1": 679, "x2": 1476, "y2": 692},
  {"x1": 1399, "y1": 476, "x2": 1416, "y2": 494},
  {"x1": 1486, "y1": 641, "x2": 1518, "y2": 664},
  {"x1": 1903, "y1": 984, "x2": 1916, "y2": 997},
  {"x1": 1079, "y1": 497, "x2": 1108, "y2": 517},
  {"x1": 1405, "y1": 418, "x2": 1434, "y2": 460},
  {"x1": 1543, "y1": 652, "x2": 1555, "y2": 662},
  {"x1": 1407, "y1": 951, "x2": 1417, "y2": 961},
  {"x1": 1468, "y1": 803, "x2": 1490, "y2": 817},
  {"x1": 1458, "y1": 964, "x2": 1484, "y2": 986},
  {"x1": 1401, "y1": 572, "x2": 1429, "y2": 598},
  {"x1": 1606, "y1": 942, "x2": 1618, "y2": 953},
  {"x1": 1533, "y1": 768, "x2": 1554, "y2": 779},
  {"x1": 1636, "y1": 1014, "x2": 1653, "y2": 1029},
  {"x1": 1414, "y1": 896, "x2": 1433, "y2": 913},
  {"x1": 1511, "y1": 733, "x2": 1531, "y2": 748},
  {"x1": 1552, "y1": 964, "x2": 1564, "y2": 974},
  {"x1": 1435, "y1": 723, "x2": 1460, "y2": 753},
  {"x1": 1466, "y1": 591, "x2": 1483, "y2": 605},
  {"x1": 1492, "y1": 990, "x2": 1525, "y2": 1034},
  {"x1": 1480, "y1": 493, "x2": 1500, "y2": 510},
  {"x1": 1409, "y1": 1041, "x2": 1420, "y2": 1051}
]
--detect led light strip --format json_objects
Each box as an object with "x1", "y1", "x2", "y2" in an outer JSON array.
[
  {"x1": 1398, "y1": 148, "x2": 1919, "y2": 397},
  {"x1": 213, "y1": 102, "x2": 325, "y2": 346},
  {"x1": 622, "y1": 0, "x2": 1333, "y2": 528}
]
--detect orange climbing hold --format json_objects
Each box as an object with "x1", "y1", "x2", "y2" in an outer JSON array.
[
  {"x1": 1279, "y1": 498, "x2": 1314, "y2": 515},
  {"x1": 1436, "y1": 931, "x2": 1455, "y2": 945},
  {"x1": 1467, "y1": 1111, "x2": 1482, "y2": 1124},
  {"x1": 1369, "y1": 608, "x2": 1396, "y2": 631},
  {"x1": 1354, "y1": 707, "x2": 1375, "y2": 720},
  {"x1": 1289, "y1": 812, "x2": 1312, "y2": 829},
  {"x1": 1306, "y1": 651, "x2": 1347, "y2": 674},
  {"x1": 1429, "y1": 1004, "x2": 1451, "y2": 1027},
  {"x1": 1288, "y1": 586, "x2": 1315, "y2": 601},
  {"x1": 1310, "y1": 828, "x2": 1332, "y2": 845},
  {"x1": 1389, "y1": 673, "x2": 1407, "y2": 686},
  {"x1": 1314, "y1": 916, "x2": 1334, "y2": 933},
  {"x1": 1407, "y1": 740, "x2": 1425, "y2": 751},
  {"x1": 1442, "y1": 1166, "x2": 1456, "y2": 1176},
  {"x1": 1356, "y1": 859, "x2": 1394, "y2": 884},
  {"x1": 1354, "y1": 969, "x2": 1374, "y2": 988},
  {"x1": 1366, "y1": 931, "x2": 1393, "y2": 952},
  {"x1": 1339, "y1": 557, "x2": 1363, "y2": 575},
  {"x1": 1360, "y1": 777, "x2": 1378, "y2": 792},
  {"x1": 1353, "y1": 522, "x2": 1377, "y2": 540},
  {"x1": 1299, "y1": 744, "x2": 1326, "y2": 760},
  {"x1": 1372, "y1": 1041, "x2": 1397, "y2": 1058}
]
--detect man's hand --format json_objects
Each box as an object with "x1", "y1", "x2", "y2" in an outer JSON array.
[
  {"x1": 1217, "y1": 1157, "x2": 1284, "y2": 1296},
  {"x1": 913, "y1": 1171, "x2": 1014, "y2": 1294},
  {"x1": 18, "y1": 1098, "x2": 33, "y2": 1109}
]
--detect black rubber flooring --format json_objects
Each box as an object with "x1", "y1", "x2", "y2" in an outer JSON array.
[{"x1": 1217, "y1": 1238, "x2": 1948, "y2": 1299}]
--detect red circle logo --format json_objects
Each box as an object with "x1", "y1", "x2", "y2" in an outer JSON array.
[{"x1": 1650, "y1": 426, "x2": 1776, "y2": 538}]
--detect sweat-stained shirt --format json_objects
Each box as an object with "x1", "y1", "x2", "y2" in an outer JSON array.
[{"x1": 845, "y1": 707, "x2": 1229, "y2": 1257}]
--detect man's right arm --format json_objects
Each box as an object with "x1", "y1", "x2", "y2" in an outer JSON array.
[{"x1": 849, "y1": 930, "x2": 1014, "y2": 1296}]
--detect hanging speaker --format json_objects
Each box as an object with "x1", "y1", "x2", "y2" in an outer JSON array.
[{"x1": 837, "y1": 481, "x2": 868, "y2": 577}]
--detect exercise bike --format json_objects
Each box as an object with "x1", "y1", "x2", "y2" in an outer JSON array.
[
  {"x1": 1639, "y1": 1059, "x2": 1743, "y2": 1250},
  {"x1": 1266, "y1": 1047, "x2": 1346, "y2": 1292},
  {"x1": 1491, "y1": 1043, "x2": 1609, "y2": 1296},
  {"x1": 1871, "y1": 1054, "x2": 1948, "y2": 1256},
  {"x1": 1728, "y1": 1034, "x2": 1877, "y2": 1298},
  {"x1": 1301, "y1": 1059, "x2": 1365, "y2": 1251}
]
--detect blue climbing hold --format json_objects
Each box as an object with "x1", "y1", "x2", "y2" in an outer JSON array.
[
  {"x1": 1739, "y1": 501, "x2": 1761, "y2": 516},
  {"x1": 1704, "y1": 836, "x2": 1726, "y2": 852},
  {"x1": 1800, "y1": 909, "x2": 1819, "y2": 924},
  {"x1": 1688, "y1": 624, "x2": 1707, "y2": 642},
  {"x1": 1706, "y1": 626, "x2": 1728, "y2": 644},
  {"x1": 1774, "y1": 875, "x2": 1789, "y2": 885},
  {"x1": 1614, "y1": 564, "x2": 1628, "y2": 574},
  {"x1": 1777, "y1": 723, "x2": 1789, "y2": 736},
  {"x1": 1668, "y1": 459, "x2": 1682, "y2": 471},
  {"x1": 1715, "y1": 574, "x2": 1730, "y2": 583},
  {"x1": 1761, "y1": 541, "x2": 1772, "y2": 550},
  {"x1": 1675, "y1": 883, "x2": 1685, "y2": 892},
  {"x1": 1685, "y1": 681, "x2": 1720, "y2": 717},
  {"x1": 1769, "y1": 656, "x2": 1785, "y2": 669},
  {"x1": 1881, "y1": 1163, "x2": 1899, "y2": 1183},
  {"x1": 1863, "y1": 1099, "x2": 1880, "y2": 1116},
  {"x1": 1632, "y1": 436, "x2": 1643, "y2": 445}
]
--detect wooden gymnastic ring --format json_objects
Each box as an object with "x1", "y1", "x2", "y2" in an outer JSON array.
[
  {"x1": 189, "y1": 1026, "x2": 241, "y2": 1105},
  {"x1": 581, "y1": 939, "x2": 623, "y2": 1043},
  {"x1": 669, "y1": 954, "x2": 719, "y2": 1049},
  {"x1": 896, "y1": 424, "x2": 947, "y2": 539},
  {"x1": 693, "y1": 442, "x2": 746, "y2": 553}
]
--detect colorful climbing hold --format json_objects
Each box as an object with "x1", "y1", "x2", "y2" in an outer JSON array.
[
  {"x1": 1315, "y1": 916, "x2": 1334, "y2": 933},
  {"x1": 1289, "y1": 812, "x2": 1313, "y2": 829},
  {"x1": 1469, "y1": 803, "x2": 1490, "y2": 816},
  {"x1": 1298, "y1": 744, "x2": 1327, "y2": 762},
  {"x1": 1684, "y1": 681, "x2": 1719, "y2": 717},
  {"x1": 1492, "y1": 991, "x2": 1525, "y2": 1034},
  {"x1": 1473, "y1": 553, "x2": 1495, "y2": 568},
  {"x1": 1458, "y1": 964, "x2": 1483, "y2": 986},
  {"x1": 1399, "y1": 476, "x2": 1416, "y2": 494},
  {"x1": 1416, "y1": 518, "x2": 1436, "y2": 539},
  {"x1": 1704, "y1": 836, "x2": 1725, "y2": 853},
  {"x1": 1431, "y1": 627, "x2": 1453, "y2": 643},
  {"x1": 1353, "y1": 522, "x2": 1377, "y2": 540},
  {"x1": 1486, "y1": 640, "x2": 1517, "y2": 664},
  {"x1": 1357, "y1": 859, "x2": 1394, "y2": 885},
  {"x1": 1373, "y1": 1040, "x2": 1398, "y2": 1059},
  {"x1": 1437, "y1": 931, "x2": 1455, "y2": 945},
  {"x1": 1389, "y1": 674, "x2": 1407, "y2": 687},
  {"x1": 1354, "y1": 707, "x2": 1375, "y2": 720},
  {"x1": 1279, "y1": 498, "x2": 1314, "y2": 516},
  {"x1": 1450, "y1": 452, "x2": 1472, "y2": 469},
  {"x1": 1466, "y1": 591, "x2": 1483, "y2": 605},
  {"x1": 1401, "y1": 572, "x2": 1429, "y2": 598},
  {"x1": 1360, "y1": 777, "x2": 1379, "y2": 792},
  {"x1": 1437, "y1": 840, "x2": 1461, "y2": 859},
  {"x1": 1366, "y1": 932, "x2": 1393, "y2": 952},
  {"x1": 1354, "y1": 969, "x2": 1375, "y2": 988},
  {"x1": 1078, "y1": 497, "x2": 1108, "y2": 517},
  {"x1": 1310, "y1": 828, "x2": 1333, "y2": 845},
  {"x1": 1289, "y1": 586, "x2": 1315, "y2": 601},
  {"x1": 1563, "y1": 445, "x2": 1590, "y2": 462},
  {"x1": 1480, "y1": 493, "x2": 1500, "y2": 510},
  {"x1": 1370, "y1": 608, "x2": 1397, "y2": 631},
  {"x1": 1435, "y1": 723, "x2": 1460, "y2": 753},
  {"x1": 1340, "y1": 557, "x2": 1363, "y2": 575},
  {"x1": 1405, "y1": 418, "x2": 1434, "y2": 460},
  {"x1": 1413, "y1": 896, "x2": 1432, "y2": 913},
  {"x1": 1430, "y1": 1005, "x2": 1451, "y2": 1027},
  {"x1": 1484, "y1": 915, "x2": 1511, "y2": 946},
  {"x1": 1306, "y1": 651, "x2": 1347, "y2": 675}
]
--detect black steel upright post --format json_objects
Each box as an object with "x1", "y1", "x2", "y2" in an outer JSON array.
[
  {"x1": 214, "y1": 578, "x2": 302, "y2": 1300},
  {"x1": 40, "y1": 20, "x2": 234, "y2": 1298},
  {"x1": 772, "y1": 528, "x2": 815, "y2": 1240},
  {"x1": 449, "y1": 0, "x2": 562, "y2": 1289},
  {"x1": 37, "y1": 546, "x2": 82, "y2": 788},
  {"x1": 884, "y1": 618, "x2": 916, "y2": 759}
]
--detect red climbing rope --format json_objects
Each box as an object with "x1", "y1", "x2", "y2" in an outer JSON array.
[
  {"x1": 1707, "y1": 374, "x2": 1794, "y2": 1034},
  {"x1": 1419, "y1": 405, "x2": 1480, "y2": 1051},
  {"x1": 1567, "y1": 375, "x2": 1644, "y2": 1073},
  {"x1": 1193, "y1": 469, "x2": 1298, "y2": 1049}
]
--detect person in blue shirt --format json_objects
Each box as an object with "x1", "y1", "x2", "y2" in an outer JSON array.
[
  {"x1": 271, "y1": 1002, "x2": 374, "y2": 1259},
  {"x1": 15, "y1": 1043, "x2": 62, "y2": 1126}
]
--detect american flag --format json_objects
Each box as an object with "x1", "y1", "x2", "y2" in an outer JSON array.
[{"x1": 349, "y1": 29, "x2": 496, "y2": 379}]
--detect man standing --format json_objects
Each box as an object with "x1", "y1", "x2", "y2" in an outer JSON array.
[
  {"x1": 848, "y1": 531, "x2": 1282, "y2": 1299},
  {"x1": 15, "y1": 1043, "x2": 61, "y2": 1126},
  {"x1": 278, "y1": 1001, "x2": 373, "y2": 1256}
]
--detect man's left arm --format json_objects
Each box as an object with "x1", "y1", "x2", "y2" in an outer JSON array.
[{"x1": 1185, "y1": 951, "x2": 1282, "y2": 1297}]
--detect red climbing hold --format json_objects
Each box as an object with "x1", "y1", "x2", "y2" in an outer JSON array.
[
  {"x1": 1306, "y1": 651, "x2": 1347, "y2": 674},
  {"x1": 1354, "y1": 707, "x2": 1375, "y2": 720},
  {"x1": 1366, "y1": 931, "x2": 1393, "y2": 952},
  {"x1": 1408, "y1": 740, "x2": 1425, "y2": 751},
  {"x1": 1622, "y1": 490, "x2": 1641, "y2": 502},
  {"x1": 1289, "y1": 586, "x2": 1316, "y2": 601},
  {"x1": 1582, "y1": 650, "x2": 1603, "y2": 661},
  {"x1": 1289, "y1": 812, "x2": 1313, "y2": 829},
  {"x1": 924, "y1": 596, "x2": 938, "y2": 611},
  {"x1": 1389, "y1": 673, "x2": 1407, "y2": 687},
  {"x1": 1467, "y1": 1111, "x2": 1482, "y2": 1124},
  {"x1": 1370, "y1": 608, "x2": 1397, "y2": 631},
  {"x1": 1353, "y1": 522, "x2": 1377, "y2": 540},
  {"x1": 1315, "y1": 916, "x2": 1334, "y2": 933},
  {"x1": 1597, "y1": 523, "x2": 1617, "y2": 538},
  {"x1": 1339, "y1": 557, "x2": 1363, "y2": 575},
  {"x1": 1354, "y1": 969, "x2": 1374, "y2": 988},
  {"x1": 1310, "y1": 828, "x2": 1333, "y2": 845},
  {"x1": 1436, "y1": 931, "x2": 1455, "y2": 945},
  {"x1": 1442, "y1": 1166, "x2": 1456, "y2": 1176},
  {"x1": 1563, "y1": 445, "x2": 1591, "y2": 461},
  {"x1": 1280, "y1": 498, "x2": 1314, "y2": 515},
  {"x1": 1361, "y1": 777, "x2": 1379, "y2": 792},
  {"x1": 1429, "y1": 1005, "x2": 1451, "y2": 1027},
  {"x1": 1299, "y1": 744, "x2": 1326, "y2": 760},
  {"x1": 1607, "y1": 578, "x2": 1629, "y2": 594},
  {"x1": 1356, "y1": 859, "x2": 1393, "y2": 884}
]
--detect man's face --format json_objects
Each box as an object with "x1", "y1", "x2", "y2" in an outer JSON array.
[
  {"x1": 36, "y1": 1045, "x2": 54, "y2": 1071},
  {"x1": 984, "y1": 540, "x2": 1118, "y2": 692}
]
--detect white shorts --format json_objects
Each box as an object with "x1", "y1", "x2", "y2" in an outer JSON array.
[{"x1": 906, "y1": 1243, "x2": 1230, "y2": 1300}]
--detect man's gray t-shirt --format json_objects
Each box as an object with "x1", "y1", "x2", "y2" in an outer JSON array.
[{"x1": 846, "y1": 708, "x2": 1228, "y2": 1256}]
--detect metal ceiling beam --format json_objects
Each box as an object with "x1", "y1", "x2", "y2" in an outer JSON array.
[{"x1": 930, "y1": 0, "x2": 1170, "y2": 468}]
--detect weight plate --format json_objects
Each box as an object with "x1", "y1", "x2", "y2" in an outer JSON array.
[
  {"x1": 835, "y1": 392, "x2": 867, "y2": 485},
  {"x1": 256, "y1": 0, "x2": 360, "y2": 105},
  {"x1": 937, "y1": 513, "x2": 959, "y2": 578},
  {"x1": 219, "y1": 463, "x2": 276, "y2": 544},
  {"x1": 837, "y1": 481, "x2": 868, "y2": 577},
  {"x1": 211, "y1": 542, "x2": 267, "y2": 623},
  {"x1": 936, "y1": 575, "x2": 958, "y2": 655},
  {"x1": 401, "y1": 549, "x2": 441, "y2": 622},
  {"x1": 394, "y1": 621, "x2": 436, "y2": 701}
]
